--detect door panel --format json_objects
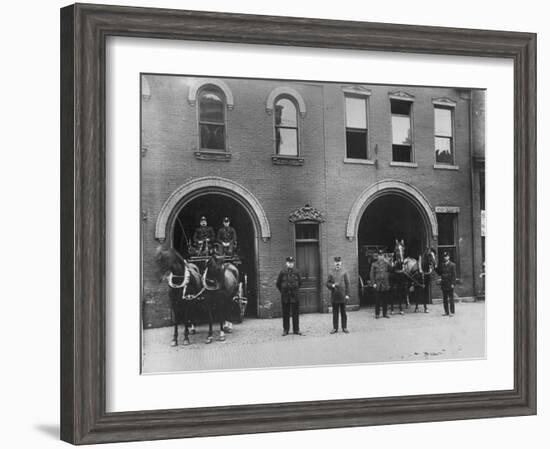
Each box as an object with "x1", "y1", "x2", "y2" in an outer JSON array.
[{"x1": 296, "y1": 241, "x2": 320, "y2": 313}]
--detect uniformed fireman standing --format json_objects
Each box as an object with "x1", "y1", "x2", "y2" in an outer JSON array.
[
  {"x1": 192, "y1": 216, "x2": 215, "y2": 256},
  {"x1": 216, "y1": 216, "x2": 238, "y2": 256},
  {"x1": 326, "y1": 256, "x2": 350, "y2": 333},
  {"x1": 369, "y1": 249, "x2": 391, "y2": 319},
  {"x1": 436, "y1": 251, "x2": 457, "y2": 316},
  {"x1": 276, "y1": 256, "x2": 303, "y2": 336}
]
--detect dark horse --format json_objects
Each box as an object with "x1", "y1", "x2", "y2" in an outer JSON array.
[
  {"x1": 389, "y1": 240, "x2": 438, "y2": 313},
  {"x1": 155, "y1": 246, "x2": 203, "y2": 346},
  {"x1": 202, "y1": 254, "x2": 240, "y2": 343}
]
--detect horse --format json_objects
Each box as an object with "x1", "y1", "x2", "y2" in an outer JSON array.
[
  {"x1": 202, "y1": 254, "x2": 240, "y2": 343},
  {"x1": 406, "y1": 247, "x2": 438, "y2": 312},
  {"x1": 389, "y1": 239, "x2": 408, "y2": 314},
  {"x1": 155, "y1": 246, "x2": 203, "y2": 346}
]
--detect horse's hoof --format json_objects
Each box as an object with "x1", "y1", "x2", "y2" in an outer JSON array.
[
  {"x1": 205, "y1": 337, "x2": 213, "y2": 344},
  {"x1": 171, "y1": 340, "x2": 177, "y2": 347},
  {"x1": 218, "y1": 335, "x2": 226, "y2": 342},
  {"x1": 183, "y1": 339, "x2": 190, "y2": 346}
]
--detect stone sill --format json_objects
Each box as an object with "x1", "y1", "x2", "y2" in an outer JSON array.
[
  {"x1": 389, "y1": 161, "x2": 418, "y2": 168},
  {"x1": 194, "y1": 150, "x2": 232, "y2": 161},
  {"x1": 343, "y1": 158, "x2": 375, "y2": 165},
  {"x1": 271, "y1": 155, "x2": 305, "y2": 166},
  {"x1": 434, "y1": 163, "x2": 459, "y2": 171}
]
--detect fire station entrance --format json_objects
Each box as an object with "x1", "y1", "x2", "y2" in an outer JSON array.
[
  {"x1": 172, "y1": 193, "x2": 258, "y2": 317},
  {"x1": 357, "y1": 193, "x2": 429, "y2": 307}
]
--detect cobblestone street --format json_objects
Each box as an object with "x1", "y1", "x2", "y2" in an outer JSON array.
[{"x1": 142, "y1": 301, "x2": 485, "y2": 373}]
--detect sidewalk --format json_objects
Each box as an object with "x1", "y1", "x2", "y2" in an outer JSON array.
[{"x1": 142, "y1": 302, "x2": 485, "y2": 373}]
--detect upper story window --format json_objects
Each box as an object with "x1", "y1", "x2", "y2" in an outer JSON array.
[
  {"x1": 434, "y1": 106, "x2": 454, "y2": 164},
  {"x1": 274, "y1": 97, "x2": 299, "y2": 156},
  {"x1": 391, "y1": 99, "x2": 413, "y2": 162},
  {"x1": 198, "y1": 87, "x2": 226, "y2": 151},
  {"x1": 345, "y1": 95, "x2": 369, "y2": 159}
]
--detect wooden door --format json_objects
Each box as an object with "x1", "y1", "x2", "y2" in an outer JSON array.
[{"x1": 295, "y1": 223, "x2": 320, "y2": 313}]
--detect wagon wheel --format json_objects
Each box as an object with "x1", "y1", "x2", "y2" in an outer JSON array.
[{"x1": 234, "y1": 273, "x2": 248, "y2": 323}]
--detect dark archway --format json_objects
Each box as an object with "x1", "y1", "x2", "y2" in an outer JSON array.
[
  {"x1": 172, "y1": 194, "x2": 258, "y2": 317},
  {"x1": 357, "y1": 194, "x2": 428, "y2": 306}
]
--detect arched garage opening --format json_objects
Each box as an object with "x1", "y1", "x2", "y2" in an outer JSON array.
[
  {"x1": 347, "y1": 180, "x2": 437, "y2": 308},
  {"x1": 171, "y1": 194, "x2": 258, "y2": 317},
  {"x1": 358, "y1": 194, "x2": 428, "y2": 306}
]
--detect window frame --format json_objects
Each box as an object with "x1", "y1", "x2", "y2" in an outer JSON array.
[
  {"x1": 344, "y1": 93, "x2": 371, "y2": 161},
  {"x1": 436, "y1": 212, "x2": 461, "y2": 277},
  {"x1": 273, "y1": 94, "x2": 300, "y2": 158},
  {"x1": 389, "y1": 94, "x2": 415, "y2": 164},
  {"x1": 433, "y1": 103, "x2": 456, "y2": 165},
  {"x1": 197, "y1": 85, "x2": 228, "y2": 153}
]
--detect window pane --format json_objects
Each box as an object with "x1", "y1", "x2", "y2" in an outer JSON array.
[
  {"x1": 435, "y1": 137, "x2": 453, "y2": 164},
  {"x1": 199, "y1": 91, "x2": 224, "y2": 123},
  {"x1": 437, "y1": 213, "x2": 455, "y2": 246},
  {"x1": 391, "y1": 100, "x2": 411, "y2": 115},
  {"x1": 345, "y1": 97, "x2": 367, "y2": 129},
  {"x1": 296, "y1": 223, "x2": 319, "y2": 240},
  {"x1": 392, "y1": 115, "x2": 412, "y2": 145},
  {"x1": 346, "y1": 130, "x2": 368, "y2": 159},
  {"x1": 392, "y1": 145, "x2": 411, "y2": 162},
  {"x1": 275, "y1": 98, "x2": 297, "y2": 127},
  {"x1": 276, "y1": 128, "x2": 298, "y2": 156},
  {"x1": 200, "y1": 124, "x2": 225, "y2": 150},
  {"x1": 435, "y1": 107, "x2": 452, "y2": 136}
]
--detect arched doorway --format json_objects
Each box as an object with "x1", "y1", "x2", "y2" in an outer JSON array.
[
  {"x1": 155, "y1": 177, "x2": 271, "y2": 319},
  {"x1": 358, "y1": 194, "x2": 428, "y2": 307},
  {"x1": 171, "y1": 193, "x2": 258, "y2": 317},
  {"x1": 347, "y1": 180, "x2": 437, "y2": 308}
]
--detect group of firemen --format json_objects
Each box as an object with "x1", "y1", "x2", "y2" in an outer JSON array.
[
  {"x1": 190, "y1": 216, "x2": 238, "y2": 257},
  {"x1": 275, "y1": 248, "x2": 457, "y2": 337}
]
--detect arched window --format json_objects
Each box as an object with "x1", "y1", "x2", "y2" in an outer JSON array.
[
  {"x1": 198, "y1": 87, "x2": 226, "y2": 151},
  {"x1": 274, "y1": 97, "x2": 299, "y2": 156}
]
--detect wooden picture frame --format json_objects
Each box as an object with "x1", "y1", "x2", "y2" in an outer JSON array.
[{"x1": 60, "y1": 3, "x2": 536, "y2": 444}]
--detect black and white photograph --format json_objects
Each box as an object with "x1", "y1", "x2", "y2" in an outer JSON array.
[{"x1": 140, "y1": 74, "x2": 486, "y2": 373}]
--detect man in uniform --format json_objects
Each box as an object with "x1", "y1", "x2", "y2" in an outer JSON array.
[
  {"x1": 436, "y1": 251, "x2": 457, "y2": 316},
  {"x1": 276, "y1": 256, "x2": 303, "y2": 336},
  {"x1": 192, "y1": 216, "x2": 215, "y2": 256},
  {"x1": 216, "y1": 216, "x2": 237, "y2": 256},
  {"x1": 327, "y1": 256, "x2": 350, "y2": 333},
  {"x1": 369, "y1": 249, "x2": 391, "y2": 319}
]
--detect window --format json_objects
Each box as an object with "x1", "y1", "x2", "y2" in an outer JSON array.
[
  {"x1": 274, "y1": 97, "x2": 299, "y2": 156},
  {"x1": 198, "y1": 87, "x2": 226, "y2": 151},
  {"x1": 437, "y1": 213, "x2": 459, "y2": 275},
  {"x1": 391, "y1": 99, "x2": 413, "y2": 162},
  {"x1": 345, "y1": 95, "x2": 369, "y2": 159},
  {"x1": 434, "y1": 106, "x2": 454, "y2": 164}
]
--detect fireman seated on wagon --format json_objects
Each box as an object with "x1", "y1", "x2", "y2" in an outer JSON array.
[
  {"x1": 216, "y1": 216, "x2": 238, "y2": 257},
  {"x1": 190, "y1": 216, "x2": 215, "y2": 256}
]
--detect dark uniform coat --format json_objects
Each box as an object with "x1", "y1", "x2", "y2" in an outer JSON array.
[
  {"x1": 436, "y1": 261, "x2": 457, "y2": 291},
  {"x1": 326, "y1": 269, "x2": 350, "y2": 304},
  {"x1": 276, "y1": 268, "x2": 302, "y2": 303},
  {"x1": 369, "y1": 258, "x2": 391, "y2": 292},
  {"x1": 216, "y1": 226, "x2": 237, "y2": 246},
  {"x1": 193, "y1": 225, "x2": 215, "y2": 246}
]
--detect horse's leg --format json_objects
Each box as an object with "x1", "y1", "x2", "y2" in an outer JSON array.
[
  {"x1": 182, "y1": 304, "x2": 190, "y2": 346},
  {"x1": 171, "y1": 302, "x2": 178, "y2": 346},
  {"x1": 218, "y1": 295, "x2": 226, "y2": 341},
  {"x1": 205, "y1": 299, "x2": 213, "y2": 344}
]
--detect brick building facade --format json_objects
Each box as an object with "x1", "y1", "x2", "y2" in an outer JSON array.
[{"x1": 141, "y1": 74, "x2": 485, "y2": 328}]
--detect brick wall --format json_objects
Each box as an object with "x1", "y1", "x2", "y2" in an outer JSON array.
[{"x1": 141, "y1": 75, "x2": 483, "y2": 328}]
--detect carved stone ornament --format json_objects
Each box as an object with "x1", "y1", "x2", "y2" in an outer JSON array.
[{"x1": 289, "y1": 204, "x2": 325, "y2": 223}]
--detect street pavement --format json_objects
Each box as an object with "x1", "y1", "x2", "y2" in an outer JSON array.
[{"x1": 142, "y1": 301, "x2": 485, "y2": 373}]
